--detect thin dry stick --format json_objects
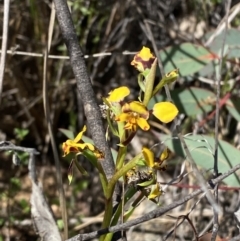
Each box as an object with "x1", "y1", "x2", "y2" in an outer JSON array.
[
  {"x1": 45, "y1": 3, "x2": 69, "y2": 239},
  {"x1": 48, "y1": 1, "x2": 56, "y2": 51},
  {"x1": 177, "y1": 127, "x2": 220, "y2": 215},
  {"x1": 212, "y1": 1, "x2": 232, "y2": 240},
  {"x1": 0, "y1": 49, "x2": 136, "y2": 59},
  {"x1": 0, "y1": 0, "x2": 10, "y2": 102},
  {"x1": 0, "y1": 141, "x2": 39, "y2": 154},
  {"x1": 65, "y1": 163, "x2": 240, "y2": 241},
  {"x1": 42, "y1": 49, "x2": 68, "y2": 240},
  {"x1": 205, "y1": 2, "x2": 240, "y2": 47}
]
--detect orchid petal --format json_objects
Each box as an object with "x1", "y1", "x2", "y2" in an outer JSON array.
[
  {"x1": 74, "y1": 125, "x2": 87, "y2": 142},
  {"x1": 148, "y1": 183, "x2": 162, "y2": 199},
  {"x1": 142, "y1": 147, "x2": 154, "y2": 167},
  {"x1": 131, "y1": 47, "x2": 155, "y2": 72},
  {"x1": 136, "y1": 118, "x2": 150, "y2": 131},
  {"x1": 108, "y1": 86, "x2": 130, "y2": 102},
  {"x1": 129, "y1": 101, "x2": 149, "y2": 118},
  {"x1": 152, "y1": 102, "x2": 178, "y2": 123}
]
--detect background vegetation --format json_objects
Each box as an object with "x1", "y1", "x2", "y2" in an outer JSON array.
[{"x1": 1, "y1": 0, "x2": 240, "y2": 240}]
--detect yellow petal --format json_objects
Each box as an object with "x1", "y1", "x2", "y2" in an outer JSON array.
[
  {"x1": 107, "y1": 86, "x2": 130, "y2": 102},
  {"x1": 136, "y1": 117, "x2": 150, "y2": 131},
  {"x1": 68, "y1": 173, "x2": 73, "y2": 185},
  {"x1": 124, "y1": 122, "x2": 137, "y2": 132},
  {"x1": 115, "y1": 113, "x2": 130, "y2": 122},
  {"x1": 74, "y1": 125, "x2": 87, "y2": 142},
  {"x1": 93, "y1": 148, "x2": 105, "y2": 159},
  {"x1": 152, "y1": 102, "x2": 178, "y2": 123},
  {"x1": 138, "y1": 46, "x2": 155, "y2": 61},
  {"x1": 131, "y1": 47, "x2": 155, "y2": 72},
  {"x1": 160, "y1": 148, "x2": 169, "y2": 161},
  {"x1": 148, "y1": 183, "x2": 162, "y2": 199},
  {"x1": 71, "y1": 142, "x2": 94, "y2": 151},
  {"x1": 65, "y1": 140, "x2": 95, "y2": 152},
  {"x1": 142, "y1": 147, "x2": 154, "y2": 167},
  {"x1": 62, "y1": 142, "x2": 71, "y2": 156},
  {"x1": 129, "y1": 101, "x2": 149, "y2": 118}
]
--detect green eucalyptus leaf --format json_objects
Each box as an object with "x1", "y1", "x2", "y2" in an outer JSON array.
[
  {"x1": 159, "y1": 43, "x2": 216, "y2": 77},
  {"x1": 204, "y1": 28, "x2": 240, "y2": 59},
  {"x1": 159, "y1": 134, "x2": 240, "y2": 186}
]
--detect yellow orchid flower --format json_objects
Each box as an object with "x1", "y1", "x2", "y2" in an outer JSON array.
[
  {"x1": 62, "y1": 125, "x2": 104, "y2": 159},
  {"x1": 142, "y1": 147, "x2": 169, "y2": 170},
  {"x1": 131, "y1": 46, "x2": 155, "y2": 72},
  {"x1": 152, "y1": 102, "x2": 178, "y2": 123},
  {"x1": 148, "y1": 183, "x2": 162, "y2": 199},
  {"x1": 116, "y1": 101, "x2": 150, "y2": 132}
]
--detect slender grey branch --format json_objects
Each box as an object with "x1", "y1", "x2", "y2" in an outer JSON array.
[
  {"x1": 52, "y1": 3, "x2": 122, "y2": 238},
  {"x1": 212, "y1": 1, "x2": 231, "y2": 241},
  {"x1": 29, "y1": 153, "x2": 62, "y2": 241},
  {"x1": 65, "y1": 163, "x2": 240, "y2": 241},
  {"x1": 213, "y1": 0, "x2": 231, "y2": 179},
  {"x1": 52, "y1": 0, "x2": 115, "y2": 181},
  {"x1": 176, "y1": 127, "x2": 220, "y2": 215}
]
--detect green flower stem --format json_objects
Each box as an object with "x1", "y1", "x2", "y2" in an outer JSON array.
[
  {"x1": 102, "y1": 197, "x2": 113, "y2": 226},
  {"x1": 106, "y1": 109, "x2": 119, "y2": 137},
  {"x1": 123, "y1": 191, "x2": 145, "y2": 222},
  {"x1": 100, "y1": 148, "x2": 136, "y2": 240},
  {"x1": 152, "y1": 79, "x2": 165, "y2": 97},
  {"x1": 152, "y1": 69, "x2": 179, "y2": 97},
  {"x1": 110, "y1": 186, "x2": 137, "y2": 226},
  {"x1": 83, "y1": 151, "x2": 108, "y2": 195},
  {"x1": 143, "y1": 58, "x2": 157, "y2": 106},
  {"x1": 112, "y1": 102, "x2": 125, "y2": 141},
  {"x1": 103, "y1": 233, "x2": 113, "y2": 241},
  {"x1": 102, "y1": 187, "x2": 138, "y2": 241},
  {"x1": 97, "y1": 162, "x2": 108, "y2": 196},
  {"x1": 100, "y1": 197, "x2": 113, "y2": 241},
  {"x1": 115, "y1": 146, "x2": 127, "y2": 171},
  {"x1": 118, "y1": 121, "x2": 126, "y2": 143},
  {"x1": 106, "y1": 153, "x2": 142, "y2": 199}
]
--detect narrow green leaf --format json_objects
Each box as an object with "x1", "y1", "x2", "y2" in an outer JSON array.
[
  {"x1": 226, "y1": 98, "x2": 240, "y2": 122},
  {"x1": 59, "y1": 128, "x2": 74, "y2": 139},
  {"x1": 74, "y1": 159, "x2": 88, "y2": 176}
]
